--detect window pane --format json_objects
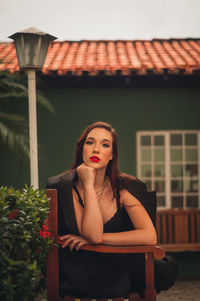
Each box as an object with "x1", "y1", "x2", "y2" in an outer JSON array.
[
  {"x1": 154, "y1": 180, "x2": 165, "y2": 193},
  {"x1": 157, "y1": 196, "x2": 165, "y2": 207},
  {"x1": 170, "y1": 165, "x2": 183, "y2": 177},
  {"x1": 141, "y1": 136, "x2": 151, "y2": 146},
  {"x1": 145, "y1": 181, "x2": 152, "y2": 191},
  {"x1": 185, "y1": 180, "x2": 198, "y2": 192},
  {"x1": 172, "y1": 196, "x2": 183, "y2": 208},
  {"x1": 186, "y1": 196, "x2": 198, "y2": 208},
  {"x1": 141, "y1": 149, "x2": 151, "y2": 161},
  {"x1": 170, "y1": 134, "x2": 182, "y2": 145},
  {"x1": 154, "y1": 164, "x2": 165, "y2": 177},
  {"x1": 185, "y1": 134, "x2": 197, "y2": 145},
  {"x1": 185, "y1": 164, "x2": 198, "y2": 178},
  {"x1": 171, "y1": 180, "x2": 183, "y2": 192},
  {"x1": 154, "y1": 149, "x2": 165, "y2": 161},
  {"x1": 154, "y1": 135, "x2": 164, "y2": 146},
  {"x1": 170, "y1": 149, "x2": 183, "y2": 161},
  {"x1": 185, "y1": 149, "x2": 198, "y2": 161},
  {"x1": 141, "y1": 165, "x2": 152, "y2": 177}
]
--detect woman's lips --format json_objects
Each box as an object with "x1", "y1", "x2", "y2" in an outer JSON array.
[{"x1": 90, "y1": 156, "x2": 100, "y2": 162}]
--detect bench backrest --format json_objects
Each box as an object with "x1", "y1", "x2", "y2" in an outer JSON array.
[{"x1": 156, "y1": 209, "x2": 200, "y2": 244}]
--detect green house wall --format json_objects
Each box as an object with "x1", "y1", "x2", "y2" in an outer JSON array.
[{"x1": 1, "y1": 85, "x2": 200, "y2": 188}]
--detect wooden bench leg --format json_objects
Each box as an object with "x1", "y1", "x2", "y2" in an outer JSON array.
[{"x1": 144, "y1": 252, "x2": 156, "y2": 301}]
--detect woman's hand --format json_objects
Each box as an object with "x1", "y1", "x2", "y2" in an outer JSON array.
[
  {"x1": 77, "y1": 163, "x2": 96, "y2": 188},
  {"x1": 60, "y1": 234, "x2": 90, "y2": 251}
]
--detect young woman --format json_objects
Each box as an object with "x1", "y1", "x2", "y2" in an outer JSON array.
[{"x1": 47, "y1": 121, "x2": 177, "y2": 298}]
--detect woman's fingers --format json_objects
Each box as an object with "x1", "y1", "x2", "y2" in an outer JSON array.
[
  {"x1": 61, "y1": 235, "x2": 77, "y2": 248},
  {"x1": 60, "y1": 234, "x2": 74, "y2": 240},
  {"x1": 60, "y1": 234, "x2": 88, "y2": 251},
  {"x1": 75, "y1": 240, "x2": 87, "y2": 250}
]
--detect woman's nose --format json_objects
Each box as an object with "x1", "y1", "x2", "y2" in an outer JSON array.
[{"x1": 93, "y1": 144, "x2": 99, "y2": 153}]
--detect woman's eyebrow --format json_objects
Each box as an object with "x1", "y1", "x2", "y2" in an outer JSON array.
[{"x1": 86, "y1": 137, "x2": 111, "y2": 143}]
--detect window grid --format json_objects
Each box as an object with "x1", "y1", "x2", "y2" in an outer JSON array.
[{"x1": 137, "y1": 131, "x2": 200, "y2": 209}]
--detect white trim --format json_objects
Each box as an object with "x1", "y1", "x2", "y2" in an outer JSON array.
[{"x1": 165, "y1": 132, "x2": 171, "y2": 208}]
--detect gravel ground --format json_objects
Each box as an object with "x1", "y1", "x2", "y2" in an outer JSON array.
[{"x1": 157, "y1": 280, "x2": 200, "y2": 301}]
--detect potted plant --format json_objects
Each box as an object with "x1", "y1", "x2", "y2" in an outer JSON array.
[{"x1": 0, "y1": 185, "x2": 53, "y2": 301}]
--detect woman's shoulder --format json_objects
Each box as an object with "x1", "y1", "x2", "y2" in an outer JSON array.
[
  {"x1": 118, "y1": 173, "x2": 147, "y2": 194},
  {"x1": 46, "y1": 169, "x2": 77, "y2": 189}
]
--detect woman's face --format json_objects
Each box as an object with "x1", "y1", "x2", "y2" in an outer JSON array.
[{"x1": 82, "y1": 127, "x2": 113, "y2": 170}]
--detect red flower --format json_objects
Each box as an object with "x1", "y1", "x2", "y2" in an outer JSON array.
[
  {"x1": 42, "y1": 224, "x2": 48, "y2": 231},
  {"x1": 40, "y1": 223, "x2": 52, "y2": 239},
  {"x1": 8, "y1": 210, "x2": 18, "y2": 219}
]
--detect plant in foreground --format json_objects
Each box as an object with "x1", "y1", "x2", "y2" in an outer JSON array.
[{"x1": 0, "y1": 185, "x2": 53, "y2": 301}]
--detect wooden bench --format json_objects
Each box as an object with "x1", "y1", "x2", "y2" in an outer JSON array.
[{"x1": 156, "y1": 209, "x2": 200, "y2": 252}]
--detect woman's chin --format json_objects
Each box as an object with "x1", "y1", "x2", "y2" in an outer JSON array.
[{"x1": 85, "y1": 162, "x2": 106, "y2": 171}]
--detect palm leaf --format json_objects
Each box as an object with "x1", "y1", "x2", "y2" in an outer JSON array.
[
  {"x1": 0, "y1": 70, "x2": 54, "y2": 161},
  {"x1": 1, "y1": 77, "x2": 27, "y2": 92},
  {"x1": 0, "y1": 112, "x2": 27, "y2": 122},
  {"x1": 0, "y1": 121, "x2": 29, "y2": 158},
  {"x1": 36, "y1": 94, "x2": 54, "y2": 113}
]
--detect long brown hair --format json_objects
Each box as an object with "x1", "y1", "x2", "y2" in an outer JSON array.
[{"x1": 71, "y1": 121, "x2": 120, "y2": 192}]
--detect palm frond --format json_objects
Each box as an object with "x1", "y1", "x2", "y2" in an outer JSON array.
[
  {"x1": 0, "y1": 121, "x2": 29, "y2": 158},
  {"x1": 0, "y1": 112, "x2": 27, "y2": 122},
  {"x1": 0, "y1": 91, "x2": 28, "y2": 99},
  {"x1": 0, "y1": 70, "x2": 54, "y2": 162},
  {"x1": 1, "y1": 78, "x2": 27, "y2": 92},
  {"x1": 36, "y1": 94, "x2": 54, "y2": 113}
]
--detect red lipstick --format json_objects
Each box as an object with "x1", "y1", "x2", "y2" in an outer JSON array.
[{"x1": 90, "y1": 156, "x2": 100, "y2": 162}]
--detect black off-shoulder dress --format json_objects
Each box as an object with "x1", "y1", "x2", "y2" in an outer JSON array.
[{"x1": 46, "y1": 170, "x2": 178, "y2": 298}]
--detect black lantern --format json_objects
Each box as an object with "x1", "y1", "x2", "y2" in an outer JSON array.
[{"x1": 9, "y1": 27, "x2": 57, "y2": 70}]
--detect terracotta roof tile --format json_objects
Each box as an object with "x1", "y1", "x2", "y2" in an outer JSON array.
[
  {"x1": 136, "y1": 41, "x2": 154, "y2": 72},
  {"x1": 153, "y1": 41, "x2": 175, "y2": 69},
  {"x1": 107, "y1": 41, "x2": 120, "y2": 74},
  {"x1": 1, "y1": 39, "x2": 200, "y2": 76},
  {"x1": 144, "y1": 41, "x2": 165, "y2": 72},
  {"x1": 62, "y1": 42, "x2": 79, "y2": 73},
  {"x1": 125, "y1": 41, "x2": 142, "y2": 69},
  {"x1": 97, "y1": 42, "x2": 107, "y2": 72},
  {"x1": 163, "y1": 41, "x2": 186, "y2": 69},
  {"x1": 86, "y1": 42, "x2": 97, "y2": 75}
]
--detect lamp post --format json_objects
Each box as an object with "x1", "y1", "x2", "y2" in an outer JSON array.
[{"x1": 9, "y1": 27, "x2": 57, "y2": 189}]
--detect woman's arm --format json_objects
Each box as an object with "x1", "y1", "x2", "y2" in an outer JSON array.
[
  {"x1": 102, "y1": 189, "x2": 157, "y2": 246},
  {"x1": 75, "y1": 164, "x2": 103, "y2": 244},
  {"x1": 62, "y1": 188, "x2": 156, "y2": 250}
]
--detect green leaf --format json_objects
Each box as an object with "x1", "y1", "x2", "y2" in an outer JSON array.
[{"x1": 0, "y1": 70, "x2": 54, "y2": 161}]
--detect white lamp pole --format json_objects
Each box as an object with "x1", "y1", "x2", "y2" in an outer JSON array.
[
  {"x1": 9, "y1": 27, "x2": 57, "y2": 189},
  {"x1": 28, "y1": 70, "x2": 38, "y2": 188}
]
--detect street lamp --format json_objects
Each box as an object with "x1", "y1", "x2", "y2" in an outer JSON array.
[{"x1": 9, "y1": 27, "x2": 57, "y2": 189}]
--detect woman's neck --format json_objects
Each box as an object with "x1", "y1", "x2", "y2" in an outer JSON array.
[{"x1": 94, "y1": 169, "x2": 107, "y2": 191}]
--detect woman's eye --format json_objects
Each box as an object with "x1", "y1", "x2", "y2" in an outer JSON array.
[
  {"x1": 102, "y1": 143, "x2": 110, "y2": 148},
  {"x1": 85, "y1": 141, "x2": 93, "y2": 145}
]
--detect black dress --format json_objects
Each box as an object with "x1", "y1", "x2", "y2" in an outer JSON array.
[
  {"x1": 46, "y1": 170, "x2": 177, "y2": 298},
  {"x1": 58, "y1": 185, "x2": 177, "y2": 298}
]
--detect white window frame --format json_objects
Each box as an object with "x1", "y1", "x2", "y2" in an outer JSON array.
[{"x1": 137, "y1": 130, "x2": 200, "y2": 209}]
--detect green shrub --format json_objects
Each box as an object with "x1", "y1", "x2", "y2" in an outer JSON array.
[{"x1": 0, "y1": 185, "x2": 53, "y2": 301}]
